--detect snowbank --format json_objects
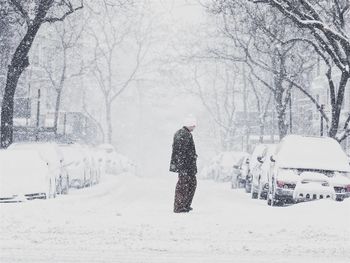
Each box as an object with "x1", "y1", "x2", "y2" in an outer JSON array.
[{"x1": 1, "y1": 175, "x2": 349, "y2": 263}]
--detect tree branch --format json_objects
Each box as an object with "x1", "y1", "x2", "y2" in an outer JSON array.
[{"x1": 44, "y1": 1, "x2": 83, "y2": 23}]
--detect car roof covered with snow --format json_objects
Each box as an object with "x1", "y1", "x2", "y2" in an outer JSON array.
[
  {"x1": 59, "y1": 144, "x2": 85, "y2": 164},
  {"x1": 275, "y1": 135, "x2": 350, "y2": 172},
  {"x1": 8, "y1": 142, "x2": 63, "y2": 165},
  {"x1": 0, "y1": 149, "x2": 49, "y2": 195}
]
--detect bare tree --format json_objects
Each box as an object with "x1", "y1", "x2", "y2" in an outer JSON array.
[
  {"x1": 42, "y1": 16, "x2": 86, "y2": 137},
  {"x1": 0, "y1": 1, "x2": 18, "y2": 97},
  {"x1": 1, "y1": 0, "x2": 83, "y2": 148},
  {"x1": 248, "y1": 0, "x2": 350, "y2": 140},
  {"x1": 247, "y1": 74, "x2": 273, "y2": 143},
  {"x1": 209, "y1": 1, "x2": 320, "y2": 138},
  {"x1": 81, "y1": 88, "x2": 105, "y2": 143},
  {"x1": 192, "y1": 64, "x2": 239, "y2": 150},
  {"x1": 86, "y1": 0, "x2": 151, "y2": 143}
]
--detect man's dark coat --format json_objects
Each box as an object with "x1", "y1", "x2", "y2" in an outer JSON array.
[{"x1": 170, "y1": 127, "x2": 197, "y2": 176}]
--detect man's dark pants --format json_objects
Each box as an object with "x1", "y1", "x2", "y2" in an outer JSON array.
[{"x1": 174, "y1": 172, "x2": 197, "y2": 212}]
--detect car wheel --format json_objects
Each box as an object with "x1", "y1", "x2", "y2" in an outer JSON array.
[
  {"x1": 257, "y1": 179, "x2": 262, "y2": 199},
  {"x1": 52, "y1": 179, "x2": 57, "y2": 198},
  {"x1": 56, "y1": 176, "x2": 63, "y2": 195},
  {"x1": 245, "y1": 182, "x2": 251, "y2": 193},
  {"x1": 47, "y1": 179, "x2": 56, "y2": 199},
  {"x1": 231, "y1": 177, "x2": 238, "y2": 189},
  {"x1": 251, "y1": 185, "x2": 258, "y2": 199},
  {"x1": 62, "y1": 176, "x2": 69, "y2": 195},
  {"x1": 267, "y1": 182, "x2": 278, "y2": 206},
  {"x1": 267, "y1": 189, "x2": 274, "y2": 206},
  {"x1": 251, "y1": 178, "x2": 258, "y2": 199},
  {"x1": 83, "y1": 170, "x2": 87, "y2": 188},
  {"x1": 335, "y1": 196, "x2": 344, "y2": 202}
]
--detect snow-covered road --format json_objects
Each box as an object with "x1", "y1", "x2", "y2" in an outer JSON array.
[{"x1": 1, "y1": 174, "x2": 349, "y2": 263}]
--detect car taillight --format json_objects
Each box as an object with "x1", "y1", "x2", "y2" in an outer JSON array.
[
  {"x1": 277, "y1": 181, "x2": 296, "y2": 189},
  {"x1": 277, "y1": 180, "x2": 285, "y2": 188}
]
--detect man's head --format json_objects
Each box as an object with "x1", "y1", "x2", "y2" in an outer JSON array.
[{"x1": 184, "y1": 115, "x2": 197, "y2": 132}]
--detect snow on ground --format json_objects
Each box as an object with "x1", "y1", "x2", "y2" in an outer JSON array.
[{"x1": 1, "y1": 174, "x2": 349, "y2": 263}]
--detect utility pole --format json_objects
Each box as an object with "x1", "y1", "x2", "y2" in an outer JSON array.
[
  {"x1": 63, "y1": 112, "x2": 67, "y2": 137},
  {"x1": 320, "y1": 104, "x2": 325, "y2": 136},
  {"x1": 289, "y1": 91, "x2": 293, "y2": 133},
  {"x1": 35, "y1": 89, "x2": 41, "y2": 141}
]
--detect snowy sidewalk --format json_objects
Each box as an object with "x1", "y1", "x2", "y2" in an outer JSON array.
[{"x1": 1, "y1": 174, "x2": 349, "y2": 263}]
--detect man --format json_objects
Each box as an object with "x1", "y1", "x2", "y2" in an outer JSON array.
[{"x1": 170, "y1": 116, "x2": 198, "y2": 213}]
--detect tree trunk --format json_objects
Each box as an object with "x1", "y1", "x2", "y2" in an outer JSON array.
[
  {"x1": 276, "y1": 109, "x2": 288, "y2": 139},
  {"x1": 242, "y1": 65, "x2": 250, "y2": 151},
  {"x1": 105, "y1": 100, "x2": 112, "y2": 144},
  {"x1": 0, "y1": 65, "x2": 21, "y2": 148},
  {"x1": 274, "y1": 86, "x2": 288, "y2": 139},
  {"x1": 53, "y1": 48, "x2": 67, "y2": 138},
  {"x1": 0, "y1": 1, "x2": 52, "y2": 148},
  {"x1": 1, "y1": 27, "x2": 39, "y2": 148},
  {"x1": 54, "y1": 89, "x2": 62, "y2": 137},
  {"x1": 328, "y1": 72, "x2": 349, "y2": 138},
  {"x1": 259, "y1": 121, "x2": 265, "y2": 143}
]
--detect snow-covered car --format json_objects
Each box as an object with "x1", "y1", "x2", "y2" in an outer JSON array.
[
  {"x1": 94, "y1": 147, "x2": 107, "y2": 178},
  {"x1": 0, "y1": 149, "x2": 56, "y2": 202},
  {"x1": 9, "y1": 142, "x2": 69, "y2": 195},
  {"x1": 59, "y1": 144, "x2": 89, "y2": 188},
  {"x1": 251, "y1": 144, "x2": 276, "y2": 199},
  {"x1": 267, "y1": 135, "x2": 350, "y2": 206},
  {"x1": 98, "y1": 143, "x2": 119, "y2": 174},
  {"x1": 83, "y1": 145, "x2": 101, "y2": 185},
  {"x1": 247, "y1": 144, "x2": 268, "y2": 196},
  {"x1": 202, "y1": 152, "x2": 249, "y2": 182},
  {"x1": 113, "y1": 152, "x2": 136, "y2": 175},
  {"x1": 231, "y1": 155, "x2": 250, "y2": 189},
  {"x1": 98, "y1": 143, "x2": 136, "y2": 175}
]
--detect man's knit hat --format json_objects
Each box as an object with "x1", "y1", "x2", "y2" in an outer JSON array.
[{"x1": 184, "y1": 114, "x2": 197, "y2": 127}]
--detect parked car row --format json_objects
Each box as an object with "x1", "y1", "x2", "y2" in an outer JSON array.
[
  {"x1": 0, "y1": 142, "x2": 135, "y2": 203},
  {"x1": 233, "y1": 135, "x2": 350, "y2": 206},
  {"x1": 200, "y1": 151, "x2": 249, "y2": 182}
]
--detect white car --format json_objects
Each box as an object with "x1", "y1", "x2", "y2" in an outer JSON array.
[
  {"x1": 202, "y1": 152, "x2": 248, "y2": 182},
  {"x1": 9, "y1": 142, "x2": 69, "y2": 195},
  {"x1": 94, "y1": 147, "x2": 107, "y2": 177},
  {"x1": 98, "y1": 143, "x2": 136, "y2": 175},
  {"x1": 252, "y1": 144, "x2": 276, "y2": 199},
  {"x1": 248, "y1": 144, "x2": 269, "y2": 198},
  {"x1": 98, "y1": 144, "x2": 118, "y2": 174},
  {"x1": 267, "y1": 135, "x2": 350, "y2": 206},
  {"x1": 232, "y1": 155, "x2": 250, "y2": 189},
  {"x1": 0, "y1": 150, "x2": 56, "y2": 202},
  {"x1": 59, "y1": 144, "x2": 88, "y2": 188},
  {"x1": 82, "y1": 145, "x2": 101, "y2": 185}
]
